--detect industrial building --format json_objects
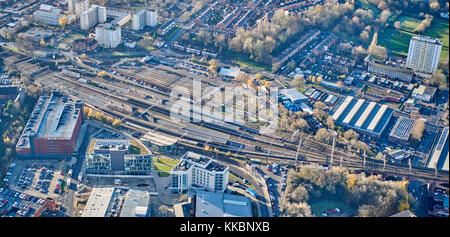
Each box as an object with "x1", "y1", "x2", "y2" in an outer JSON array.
[
  {"x1": 16, "y1": 90, "x2": 83, "y2": 159},
  {"x1": 406, "y1": 35, "x2": 442, "y2": 76},
  {"x1": 412, "y1": 85, "x2": 436, "y2": 102},
  {"x1": 169, "y1": 152, "x2": 229, "y2": 194},
  {"x1": 279, "y1": 88, "x2": 308, "y2": 104},
  {"x1": 85, "y1": 139, "x2": 153, "y2": 175},
  {"x1": 427, "y1": 127, "x2": 449, "y2": 172},
  {"x1": 195, "y1": 190, "x2": 252, "y2": 217},
  {"x1": 132, "y1": 9, "x2": 157, "y2": 30},
  {"x1": 330, "y1": 96, "x2": 394, "y2": 139},
  {"x1": 388, "y1": 117, "x2": 416, "y2": 145},
  {"x1": 95, "y1": 23, "x2": 121, "y2": 48},
  {"x1": 80, "y1": 5, "x2": 106, "y2": 30},
  {"x1": 82, "y1": 187, "x2": 114, "y2": 217},
  {"x1": 82, "y1": 187, "x2": 150, "y2": 217},
  {"x1": 120, "y1": 189, "x2": 151, "y2": 217}
]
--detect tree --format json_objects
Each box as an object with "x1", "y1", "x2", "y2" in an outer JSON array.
[
  {"x1": 59, "y1": 17, "x2": 68, "y2": 27},
  {"x1": 97, "y1": 71, "x2": 107, "y2": 77},
  {"x1": 368, "y1": 32, "x2": 387, "y2": 60},
  {"x1": 359, "y1": 30, "x2": 370, "y2": 43},
  {"x1": 410, "y1": 120, "x2": 425, "y2": 142},
  {"x1": 344, "y1": 129, "x2": 359, "y2": 141},
  {"x1": 247, "y1": 78, "x2": 256, "y2": 89},
  {"x1": 429, "y1": 1, "x2": 441, "y2": 13},
  {"x1": 112, "y1": 119, "x2": 121, "y2": 128},
  {"x1": 431, "y1": 72, "x2": 447, "y2": 90},
  {"x1": 287, "y1": 61, "x2": 296, "y2": 71},
  {"x1": 378, "y1": 1, "x2": 388, "y2": 10},
  {"x1": 289, "y1": 186, "x2": 309, "y2": 203},
  {"x1": 290, "y1": 75, "x2": 305, "y2": 90},
  {"x1": 326, "y1": 116, "x2": 335, "y2": 130},
  {"x1": 315, "y1": 128, "x2": 330, "y2": 142},
  {"x1": 208, "y1": 59, "x2": 220, "y2": 74},
  {"x1": 316, "y1": 76, "x2": 323, "y2": 85},
  {"x1": 255, "y1": 73, "x2": 263, "y2": 81}
]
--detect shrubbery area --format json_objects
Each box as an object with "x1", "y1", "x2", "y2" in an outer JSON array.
[
  {"x1": 282, "y1": 166, "x2": 415, "y2": 217},
  {"x1": 0, "y1": 86, "x2": 41, "y2": 187}
]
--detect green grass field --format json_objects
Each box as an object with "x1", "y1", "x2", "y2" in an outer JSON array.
[
  {"x1": 380, "y1": 15, "x2": 449, "y2": 61},
  {"x1": 219, "y1": 51, "x2": 272, "y2": 72},
  {"x1": 425, "y1": 17, "x2": 449, "y2": 61},
  {"x1": 396, "y1": 15, "x2": 422, "y2": 32},
  {"x1": 355, "y1": 0, "x2": 380, "y2": 17},
  {"x1": 153, "y1": 156, "x2": 180, "y2": 177}
]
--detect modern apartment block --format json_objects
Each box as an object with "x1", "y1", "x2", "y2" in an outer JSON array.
[
  {"x1": 132, "y1": 9, "x2": 157, "y2": 30},
  {"x1": 15, "y1": 90, "x2": 83, "y2": 159},
  {"x1": 80, "y1": 5, "x2": 106, "y2": 30},
  {"x1": 406, "y1": 35, "x2": 442, "y2": 76},
  {"x1": 367, "y1": 62, "x2": 414, "y2": 83},
  {"x1": 157, "y1": 18, "x2": 175, "y2": 35},
  {"x1": 85, "y1": 139, "x2": 153, "y2": 175},
  {"x1": 68, "y1": 0, "x2": 90, "y2": 16},
  {"x1": 95, "y1": 23, "x2": 121, "y2": 48},
  {"x1": 33, "y1": 4, "x2": 75, "y2": 26},
  {"x1": 170, "y1": 152, "x2": 229, "y2": 193}
]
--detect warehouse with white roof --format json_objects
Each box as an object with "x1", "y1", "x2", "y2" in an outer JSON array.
[{"x1": 330, "y1": 96, "x2": 394, "y2": 139}]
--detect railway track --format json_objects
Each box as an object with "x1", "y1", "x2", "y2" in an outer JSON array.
[{"x1": 52, "y1": 71, "x2": 448, "y2": 182}]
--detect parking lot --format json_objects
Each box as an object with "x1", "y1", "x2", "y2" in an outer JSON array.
[
  {"x1": 256, "y1": 163, "x2": 289, "y2": 217},
  {"x1": 4, "y1": 159, "x2": 68, "y2": 200},
  {"x1": 0, "y1": 187, "x2": 46, "y2": 217}
]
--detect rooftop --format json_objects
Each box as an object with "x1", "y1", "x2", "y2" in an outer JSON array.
[
  {"x1": 412, "y1": 35, "x2": 443, "y2": 45},
  {"x1": 369, "y1": 62, "x2": 414, "y2": 75},
  {"x1": 389, "y1": 117, "x2": 415, "y2": 140},
  {"x1": 173, "y1": 152, "x2": 228, "y2": 172},
  {"x1": 82, "y1": 187, "x2": 115, "y2": 217},
  {"x1": 195, "y1": 190, "x2": 252, "y2": 217},
  {"x1": 279, "y1": 88, "x2": 308, "y2": 103},
  {"x1": 120, "y1": 189, "x2": 150, "y2": 217},
  {"x1": 390, "y1": 210, "x2": 416, "y2": 217},
  {"x1": 218, "y1": 67, "x2": 240, "y2": 78},
  {"x1": 93, "y1": 139, "x2": 130, "y2": 152},
  {"x1": 413, "y1": 85, "x2": 436, "y2": 96},
  {"x1": 330, "y1": 96, "x2": 394, "y2": 135},
  {"x1": 140, "y1": 131, "x2": 178, "y2": 147}
]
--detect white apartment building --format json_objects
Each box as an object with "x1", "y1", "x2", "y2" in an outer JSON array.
[
  {"x1": 33, "y1": 4, "x2": 71, "y2": 26},
  {"x1": 406, "y1": 35, "x2": 442, "y2": 75},
  {"x1": 80, "y1": 5, "x2": 106, "y2": 30},
  {"x1": 132, "y1": 9, "x2": 157, "y2": 30},
  {"x1": 95, "y1": 23, "x2": 121, "y2": 48},
  {"x1": 68, "y1": 0, "x2": 90, "y2": 16},
  {"x1": 170, "y1": 152, "x2": 229, "y2": 193}
]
